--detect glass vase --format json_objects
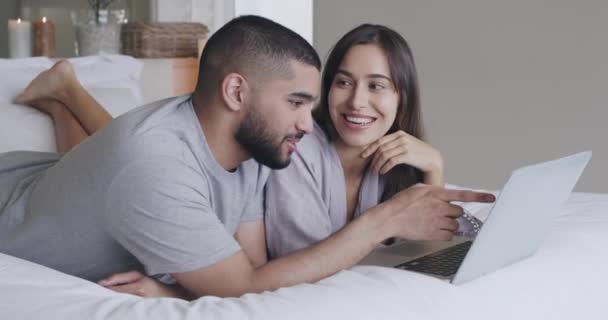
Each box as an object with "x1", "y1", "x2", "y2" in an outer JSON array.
[{"x1": 71, "y1": 8, "x2": 127, "y2": 56}]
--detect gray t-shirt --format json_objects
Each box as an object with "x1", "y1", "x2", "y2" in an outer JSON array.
[
  {"x1": 0, "y1": 95, "x2": 268, "y2": 281},
  {"x1": 265, "y1": 122, "x2": 384, "y2": 259}
]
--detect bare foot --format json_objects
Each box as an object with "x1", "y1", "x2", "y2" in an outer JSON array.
[
  {"x1": 28, "y1": 98, "x2": 69, "y2": 116},
  {"x1": 14, "y1": 60, "x2": 77, "y2": 105}
]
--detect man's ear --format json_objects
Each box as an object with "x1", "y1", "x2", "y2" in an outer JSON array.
[{"x1": 221, "y1": 73, "x2": 248, "y2": 112}]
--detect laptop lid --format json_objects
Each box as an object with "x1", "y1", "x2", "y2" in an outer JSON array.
[{"x1": 451, "y1": 151, "x2": 592, "y2": 285}]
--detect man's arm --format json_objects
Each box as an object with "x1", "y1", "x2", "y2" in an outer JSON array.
[
  {"x1": 235, "y1": 220, "x2": 268, "y2": 268},
  {"x1": 173, "y1": 207, "x2": 384, "y2": 297},
  {"x1": 173, "y1": 185, "x2": 495, "y2": 297},
  {"x1": 101, "y1": 220, "x2": 269, "y2": 299}
]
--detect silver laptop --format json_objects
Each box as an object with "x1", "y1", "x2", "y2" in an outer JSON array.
[{"x1": 358, "y1": 151, "x2": 592, "y2": 285}]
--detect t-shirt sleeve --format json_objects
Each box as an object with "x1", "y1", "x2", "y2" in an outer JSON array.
[
  {"x1": 264, "y1": 150, "x2": 333, "y2": 259},
  {"x1": 104, "y1": 156, "x2": 241, "y2": 276}
]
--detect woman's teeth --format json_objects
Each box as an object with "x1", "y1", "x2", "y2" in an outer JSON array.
[{"x1": 344, "y1": 115, "x2": 375, "y2": 124}]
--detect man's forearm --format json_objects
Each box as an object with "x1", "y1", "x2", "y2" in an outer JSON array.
[
  {"x1": 172, "y1": 207, "x2": 392, "y2": 298},
  {"x1": 250, "y1": 204, "x2": 391, "y2": 291},
  {"x1": 173, "y1": 186, "x2": 492, "y2": 298}
]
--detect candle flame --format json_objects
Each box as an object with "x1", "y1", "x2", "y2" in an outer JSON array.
[
  {"x1": 17, "y1": 18, "x2": 21, "y2": 23},
  {"x1": 42, "y1": 17, "x2": 47, "y2": 23}
]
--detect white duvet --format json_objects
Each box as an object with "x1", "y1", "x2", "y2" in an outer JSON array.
[{"x1": 1, "y1": 193, "x2": 606, "y2": 320}]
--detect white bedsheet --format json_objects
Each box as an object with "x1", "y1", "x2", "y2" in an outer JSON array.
[{"x1": 1, "y1": 192, "x2": 607, "y2": 320}]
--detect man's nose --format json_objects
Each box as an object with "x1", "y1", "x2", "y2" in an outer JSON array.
[{"x1": 295, "y1": 109, "x2": 314, "y2": 134}]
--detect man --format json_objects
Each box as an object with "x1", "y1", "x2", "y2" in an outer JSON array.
[{"x1": 0, "y1": 15, "x2": 493, "y2": 298}]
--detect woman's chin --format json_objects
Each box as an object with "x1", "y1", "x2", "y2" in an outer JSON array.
[
  {"x1": 338, "y1": 135, "x2": 377, "y2": 149},
  {"x1": 335, "y1": 126, "x2": 389, "y2": 149}
]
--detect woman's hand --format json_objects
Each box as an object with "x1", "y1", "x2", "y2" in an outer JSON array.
[
  {"x1": 98, "y1": 271, "x2": 192, "y2": 299},
  {"x1": 361, "y1": 131, "x2": 444, "y2": 185}
]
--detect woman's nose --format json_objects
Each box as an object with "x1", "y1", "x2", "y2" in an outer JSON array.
[{"x1": 349, "y1": 84, "x2": 368, "y2": 110}]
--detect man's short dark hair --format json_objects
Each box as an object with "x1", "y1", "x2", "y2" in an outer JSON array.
[{"x1": 196, "y1": 15, "x2": 321, "y2": 96}]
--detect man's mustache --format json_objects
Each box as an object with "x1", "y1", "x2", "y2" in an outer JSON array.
[{"x1": 286, "y1": 131, "x2": 305, "y2": 141}]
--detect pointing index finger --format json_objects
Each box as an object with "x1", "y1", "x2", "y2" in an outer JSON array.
[{"x1": 436, "y1": 189, "x2": 496, "y2": 203}]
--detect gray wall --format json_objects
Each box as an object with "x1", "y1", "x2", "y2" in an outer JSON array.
[{"x1": 315, "y1": 0, "x2": 607, "y2": 193}]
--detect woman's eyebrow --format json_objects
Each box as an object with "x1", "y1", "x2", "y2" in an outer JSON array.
[
  {"x1": 367, "y1": 74, "x2": 392, "y2": 82},
  {"x1": 336, "y1": 69, "x2": 353, "y2": 77},
  {"x1": 337, "y1": 69, "x2": 391, "y2": 82}
]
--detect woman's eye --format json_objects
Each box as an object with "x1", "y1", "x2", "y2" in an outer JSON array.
[
  {"x1": 369, "y1": 82, "x2": 386, "y2": 91},
  {"x1": 335, "y1": 79, "x2": 352, "y2": 87}
]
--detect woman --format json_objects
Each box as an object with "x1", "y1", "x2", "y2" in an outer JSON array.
[{"x1": 265, "y1": 24, "x2": 454, "y2": 259}]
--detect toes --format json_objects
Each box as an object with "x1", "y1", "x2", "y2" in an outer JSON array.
[{"x1": 14, "y1": 92, "x2": 30, "y2": 104}]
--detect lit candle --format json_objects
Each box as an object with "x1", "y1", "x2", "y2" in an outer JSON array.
[
  {"x1": 32, "y1": 16, "x2": 56, "y2": 57},
  {"x1": 8, "y1": 18, "x2": 32, "y2": 58}
]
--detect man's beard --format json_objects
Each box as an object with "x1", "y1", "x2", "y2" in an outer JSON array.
[{"x1": 235, "y1": 103, "x2": 301, "y2": 169}]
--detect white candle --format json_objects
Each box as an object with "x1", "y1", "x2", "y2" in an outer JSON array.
[{"x1": 8, "y1": 18, "x2": 33, "y2": 58}]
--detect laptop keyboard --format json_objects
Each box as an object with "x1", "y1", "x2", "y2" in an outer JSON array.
[{"x1": 395, "y1": 241, "x2": 473, "y2": 277}]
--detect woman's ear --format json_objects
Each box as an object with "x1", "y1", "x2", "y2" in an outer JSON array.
[{"x1": 221, "y1": 73, "x2": 248, "y2": 112}]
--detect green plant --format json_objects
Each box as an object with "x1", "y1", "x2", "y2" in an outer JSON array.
[{"x1": 87, "y1": 0, "x2": 116, "y2": 23}]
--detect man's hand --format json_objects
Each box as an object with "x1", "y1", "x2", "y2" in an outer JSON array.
[
  {"x1": 99, "y1": 271, "x2": 193, "y2": 299},
  {"x1": 379, "y1": 184, "x2": 495, "y2": 241}
]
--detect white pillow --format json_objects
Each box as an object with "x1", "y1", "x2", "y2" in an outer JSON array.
[
  {"x1": 0, "y1": 54, "x2": 143, "y2": 103},
  {"x1": 64, "y1": 55, "x2": 144, "y2": 103},
  {"x1": 0, "y1": 55, "x2": 143, "y2": 153},
  {"x1": 0, "y1": 87, "x2": 141, "y2": 153}
]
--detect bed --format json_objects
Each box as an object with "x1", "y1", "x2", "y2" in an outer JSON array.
[{"x1": 1, "y1": 56, "x2": 607, "y2": 320}]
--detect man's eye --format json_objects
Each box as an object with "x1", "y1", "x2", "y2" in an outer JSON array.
[{"x1": 289, "y1": 100, "x2": 304, "y2": 107}]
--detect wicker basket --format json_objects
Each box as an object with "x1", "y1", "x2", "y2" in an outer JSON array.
[{"x1": 121, "y1": 22, "x2": 209, "y2": 58}]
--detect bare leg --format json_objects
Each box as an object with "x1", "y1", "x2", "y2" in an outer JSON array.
[
  {"x1": 14, "y1": 60, "x2": 112, "y2": 135},
  {"x1": 30, "y1": 99, "x2": 89, "y2": 153}
]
